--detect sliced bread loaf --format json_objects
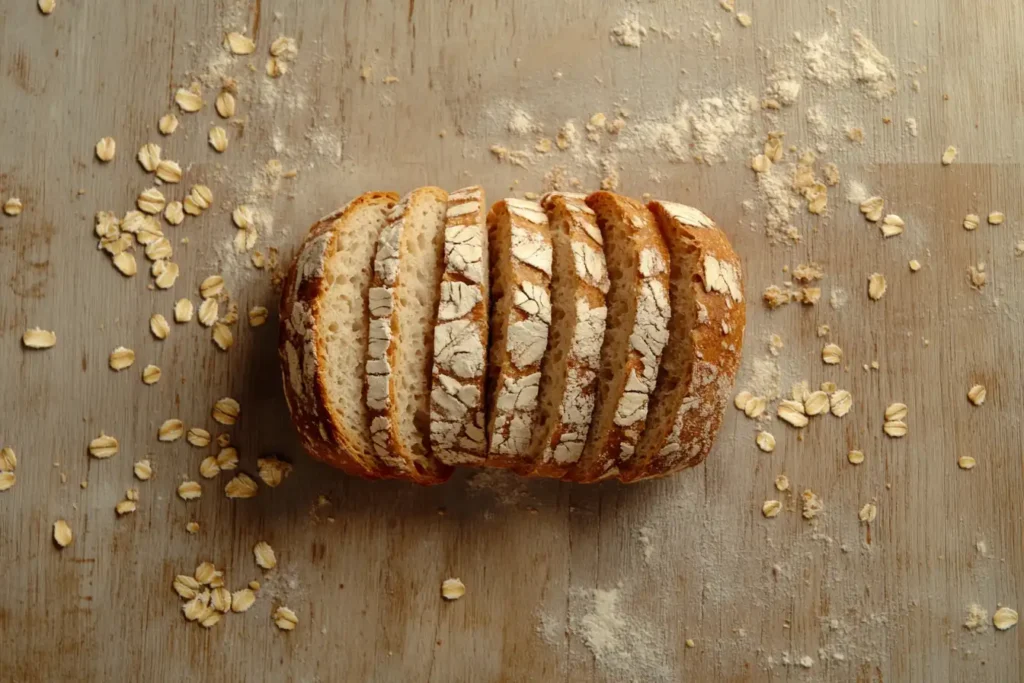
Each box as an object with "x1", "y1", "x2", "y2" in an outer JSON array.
[
  {"x1": 430, "y1": 186, "x2": 490, "y2": 465},
  {"x1": 527, "y1": 192, "x2": 609, "y2": 478},
  {"x1": 626, "y1": 201, "x2": 745, "y2": 481},
  {"x1": 485, "y1": 198, "x2": 553, "y2": 471},
  {"x1": 366, "y1": 187, "x2": 453, "y2": 484},
  {"x1": 279, "y1": 191, "x2": 399, "y2": 479},
  {"x1": 565, "y1": 192, "x2": 671, "y2": 483}
]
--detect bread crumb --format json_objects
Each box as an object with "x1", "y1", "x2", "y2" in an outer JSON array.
[{"x1": 610, "y1": 16, "x2": 647, "y2": 48}]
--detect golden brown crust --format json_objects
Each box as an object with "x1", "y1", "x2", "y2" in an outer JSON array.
[
  {"x1": 623, "y1": 200, "x2": 746, "y2": 482},
  {"x1": 565, "y1": 192, "x2": 671, "y2": 484},
  {"x1": 278, "y1": 191, "x2": 399, "y2": 480}
]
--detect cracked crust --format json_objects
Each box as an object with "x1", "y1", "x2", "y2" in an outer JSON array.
[
  {"x1": 565, "y1": 192, "x2": 671, "y2": 484},
  {"x1": 430, "y1": 186, "x2": 490, "y2": 465},
  {"x1": 279, "y1": 191, "x2": 400, "y2": 480},
  {"x1": 626, "y1": 200, "x2": 745, "y2": 481}
]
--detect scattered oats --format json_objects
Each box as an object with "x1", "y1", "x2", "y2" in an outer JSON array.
[
  {"x1": 211, "y1": 587, "x2": 231, "y2": 613},
  {"x1": 859, "y1": 503, "x2": 877, "y2": 523},
  {"x1": 775, "y1": 474, "x2": 790, "y2": 491},
  {"x1": 736, "y1": 12, "x2": 752, "y2": 27},
  {"x1": 220, "y1": 302, "x2": 240, "y2": 325},
  {"x1": 186, "y1": 428, "x2": 211, "y2": 448},
  {"x1": 257, "y1": 456, "x2": 292, "y2": 487},
  {"x1": 266, "y1": 57, "x2": 287, "y2": 78},
  {"x1": 685, "y1": 639, "x2": 695, "y2": 648},
  {"x1": 185, "y1": 521, "x2": 200, "y2": 534},
  {"x1": 441, "y1": 577, "x2": 467, "y2": 600},
  {"x1": 941, "y1": 145, "x2": 958, "y2": 165},
  {"x1": 0, "y1": 472, "x2": 14, "y2": 492},
  {"x1": 23, "y1": 328, "x2": 57, "y2": 349},
  {"x1": 791, "y1": 381, "x2": 810, "y2": 403},
  {"x1": 112, "y1": 251, "x2": 137, "y2": 277},
  {"x1": 885, "y1": 402, "x2": 908, "y2": 421},
  {"x1": 883, "y1": 420, "x2": 908, "y2": 438},
  {"x1": 200, "y1": 275, "x2": 224, "y2": 299},
  {"x1": 95, "y1": 137, "x2": 116, "y2": 162},
  {"x1": 848, "y1": 449, "x2": 865, "y2": 465},
  {"x1": 177, "y1": 481, "x2": 202, "y2": 501},
  {"x1": 197, "y1": 298, "x2": 219, "y2": 327},
  {"x1": 134, "y1": 459, "x2": 153, "y2": 480},
  {"x1": 988, "y1": 211, "x2": 1005, "y2": 226},
  {"x1": 270, "y1": 35, "x2": 298, "y2": 58},
  {"x1": 137, "y1": 187, "x2": 166, "y2": 214},
  {"x1": 154, "y1": 261, "x2": 180, "y2": 289},
  {"x1": 174, "y1": 299, "x2": 194, "y2": 322},
  {"x1": 801, "y1": 490, "x2": 823, "y2": 520},
  {"x1": 967, "y1": 384, "x2": 987, "y2": 406},
  {"x1": 762, "y1": 500, "x2": 782, "y2": 518},
  {"x1": 182, "y1": 597, "x2": 208, "y2": 622},
  {"x1": 159, "y1": 113, "x2": 179, "y2": 135},
  {"x1": 137, "y1": 143, "x2": 162, "y2": 172},
  {"x1": 135, "y1": 217, "x2": 162, "y2": 243},
  {"x1": 173, "y1": 574, "x2": 200, "y2": 599},
  {"x1": 248, "y1": 306, "x2": 269, "y2": 327},
  {"x1": 830, "y1": 390, "x2": 853, "y2": 417},
  {"x1": 88, "y1": 433, "x2": 119, "y2": 459},
  {"x1": 212, "y1": 323, "x2": 234, "y2": 351},
  {"x1": 158, "y1": 418, "x2": 185, "y2": 442},
  {"x1": 145, "y1": 237, "x2": 172, "y2": 261},
  {"x1": 734, "y1": 391, "x2": 752, "y2": 411},
  {"x1": 969, "y1": 262, "x2": 988, "y2": 290},
  {"x1": 993, "y1": 607, "x2": 1018, "y2": 631},
  {"x1": 53, "y1": 520, "x2": 73, "y2": 548},
  {"x1": 142, "y1": 364, "x2": 161, "y2": 385},
  {"x1": 200, "y1": 611, "x2": 222, "y2": 629},
  {"x1": 881, "y1": 214, "x2": 905, "y2": 238},
  {"x1": 868, "y1": 273, "x2": 887, "y2": 300},
  {"x1": 958, "y1": 455, "x2": 977, "y2": 470},
  {"x1": 254, "y1": 541, "x2": 277, "y2": 569},
  {"x1": 860, "y1": 196, "x2": 884, "y2": 222},
  {"x1": 109, "y1": 346, "x2": 135, "y2": 371},
  {"x1": 909, "y1": 259, "x2": 921, "y2": 272},
  {"x1": 750, "y1": 154, "x2": 772, "y2": 173},
  {"x1": 225, "y1": 32, "x2": 256, "y2": 55},
  {"x1": 822, "y1": 343, "x2": 842, "y2": 365},
  {"x1": 963, "y1": 214, "x2": 980, "y2": 231},
  {"x1": 719, "y1": 0, "x2": 735, "y2": 9},
  {"x1": 820, "y1": 381, "x2": 837, "y2": 394},
  {"x1": 0, "y1": 447, "x2": 15, "y2": 472},
  {"x1": 194, "y1": 562, "x2": 217, "y2": 585},
  {"x1": 778, "y1": 400, "x2": 809, "y2": 428},
  {"x1": 215, "y1": 91, "x2": 236, "y2": 118},
  {"x1": 249, "y1": 580, "x2": 260, "y2": 591},
  {"x1": 209, "y1": 126, "x2": 229, "y2": 153},
  {"x1": 161, "y1": 201, "x2": 184, "y2": 227},
  {"x1": 755, "y1": 431, "x2": 776, "y2": 453},
  {"x1": 212, "y1": 398, "x2": 240, "y2": 425},
  {"x1": 232, "y1": 205, "x2": 254, "y2": 229},
  {"x1": 149, "y1": 313, "x2": 170, "y2": 340},
  {"x1": 155, "y1": 159, "x2": 182, "y2": 184},
  {"x1": 273, "y1": 606, "x2": 298, "y2": 631},
  {"x1": 225, "y1": 472, "x2": 258, "y2": 499},
  {"x1": 744, "y1": 396, "x2": 768, "y2": 419},
  {"x1": 231, "y1": 589, "x2": 256, "y2": 613},
  {"x1": 199, "y1": 456, "x2": 220, "y2": 479},
  {"x1": 38, "y1": 0, "x2": 56, "y2": 15},
  {"x1": 804, "y1": 390, "x2": 830, "y2": 416},
  {"x1": 183, "y1": 185, "x2": 212, "y2": 215},
  {"x1": 115, "y1": 499, "x2": 137, "y2": 516}
]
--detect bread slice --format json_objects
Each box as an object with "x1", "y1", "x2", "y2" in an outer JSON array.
[
  {"x1": 527, "y1": 192, "x2": 609, "y2": 478},
  {"x1": 626, "y1": 200, "x2": 745, "y2": 481},
  {"x1": 485, "y1": 198, "x2": 553, "y2": 471},
  {"x1": 366, "y1": 187, "x2": 453, "y2": 485},
  {"x1": 565, "y1": 192, "x2": 671, "y2": 483},
  {"x1": 279, "y1": 191, "x2": 399, "y2": 480},
  {"x1": 430, "y1": 186, "x2": 489, "y2": 465}
]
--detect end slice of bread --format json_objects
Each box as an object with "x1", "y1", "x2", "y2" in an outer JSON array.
[
  {"x1": 366, "y1": 187, "x2": 453, "y2": 484},
  {"x1": 626, "y1": 201, "x2": 745, "y2": 481},
  {"x1": 565, "y1": 192, "x2": 671, "y2": 484},
  {"x1": 485, "y1": 198, "x2": 553, "y2": 471},
  {"x1": 430, "y1": 186, "x2": 490, "y2": 465},
  {"x1": 528, "y1": 192, "x2": 609, "y2": 478},
  {"x1": 279, "y1": 191, "x2": 399, "y2": 479}
]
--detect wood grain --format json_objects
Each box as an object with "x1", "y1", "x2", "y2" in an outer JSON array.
[{"x1": 0, "y1": 1, "x2": 1022, "y2": 681}]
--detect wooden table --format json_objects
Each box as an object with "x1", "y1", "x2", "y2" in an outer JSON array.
[{"x1": 1, "y1": 1, "x2": 1021, "y2": 680}]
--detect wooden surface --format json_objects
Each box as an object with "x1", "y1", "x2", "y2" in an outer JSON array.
[{"x1": 1, "y1": 1, "x2": 1023, "y2": 681}]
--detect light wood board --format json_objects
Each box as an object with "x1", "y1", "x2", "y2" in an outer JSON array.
[{"x1": 0, "y1": 1, "x2": 1022, "y2": 681}]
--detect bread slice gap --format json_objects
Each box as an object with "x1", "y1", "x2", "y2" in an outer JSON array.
[
  {"x1": 528, "y1": 193, "x2": 609, "y2": 478},
  {"x1": 430, "y1": 186, "x2": 489, "y2": 465},
  {"x1": 627, "y1": 200, "x2": 745, "y2": 481},
  {"x1": 485, "y1": 198, "x2": 553, "y2": 471},
  {"x1": 279, "y1": 192, "x2": 398, "y2": 479},
  {"x1": 366, "y1": 187, "x2": 453, "y2": 484},
  {"x1": 565, "y1": 192, "x2": 671, "y2": 483}
]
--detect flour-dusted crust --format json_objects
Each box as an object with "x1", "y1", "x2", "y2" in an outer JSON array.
[
  {"x1": 485, "y1": 198, "x2": 553, "y2": 471},
  {"x1": 279, "y1": 191, "x2": 398, "y2": 480},
  {"x1": 528, "y1": 192, "x2": 609, "y2": 479},
  {"x1": 366, "y1": 187, "x2": 452, "y2": 485},
  {"x1": 430, "y1": 186, "x2": 489, "y2": 465},
  {"x1": 626, "y1": 200, "x2": 745, "y2": 481},
  {"x1": 565, "y1": 192, "x2": 671, "y2": 484}
]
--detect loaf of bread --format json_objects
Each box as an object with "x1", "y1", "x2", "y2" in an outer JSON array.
[{"x1": 280, "y1": 188, "x2": 743, "y2": 486}]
